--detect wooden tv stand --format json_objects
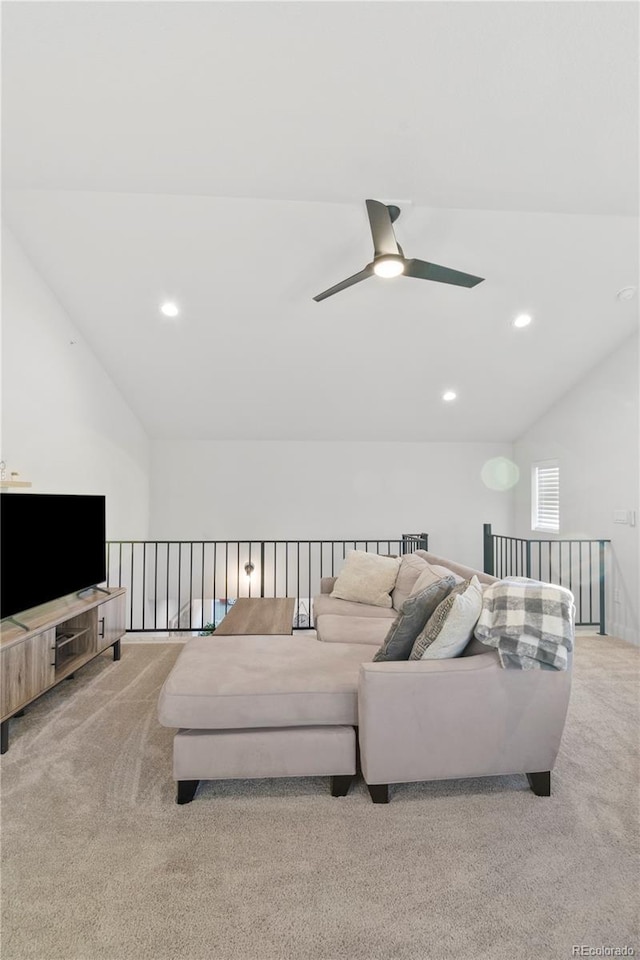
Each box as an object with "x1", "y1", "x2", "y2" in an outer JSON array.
[{"x1": 0, "y1": 587, "x2": 126, "y2": 754}]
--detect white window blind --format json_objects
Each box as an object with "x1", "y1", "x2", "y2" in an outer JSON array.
[{"x1": 532, "y1": 461, "x2": 559, "y2": 532}]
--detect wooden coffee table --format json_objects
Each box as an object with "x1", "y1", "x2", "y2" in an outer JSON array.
[{"x1": 214, "y1": 598, "x2": 296, "y2": 636}]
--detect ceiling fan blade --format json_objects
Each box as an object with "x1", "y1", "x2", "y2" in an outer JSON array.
[
  {"x1": 313, "y1": 265, "x2": 374, "y2": 302},
  {"x1": 366, "y1": 200, "x2": 400, "y2": 257},
  {"x1": 404, "y1": 259, "x2": 484, "y2": 288}
]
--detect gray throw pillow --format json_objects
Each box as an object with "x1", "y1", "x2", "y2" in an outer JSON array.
[{"x1": 373, "y1": 576, "x2": 456, "y2": 661}]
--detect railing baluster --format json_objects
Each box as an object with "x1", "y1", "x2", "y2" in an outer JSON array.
[
  {"x1": 213, "y1": 542, "x2": 217, "y2": 626},
  {"x1": 154, "y1": 542, "x2": 158, "y2": 631},
  {"x1": 200, "y1": 543, "x2": 205, "y2": 630},
  {"x1": 130, "y1": 543, "x2": 134, "y2": 631},
  {"x1": 589, "y1": 544, "x2": 593, "y2": 623},
  {"x1": 579, "y1": 542, "x2": 583, "y2": 626},
  {"x1": 224, "y1": 543, "x2": 228, "y2": 615},
  {"x1": 558, "y1": 541, "x2": 563, "y2": 588},
  {"x1": 599, "y1": 541, "x2": 606, "y2": 635},
  {"x1": 189, "y1": 543, "x2": 193, "y2": 631},
  {"x1": 165, "y1": 543, "x2": 170, "y2": 630},
  {"x1": 285, "y1": 543, "x2": 289, "y2": 599},
  {"x1": 569, "y1": 542, "x2": 573, "y2": 594},
  {"x1": 308, "y1": 542, "x2": 311, "y2": 623},
  {"x1": 296, "y1": 542, "x2": 300, "y2": 628},
  {"x1": 142, "y1": 543, "x2": 146, "y2": 631},
  {"x1": 176, "y1": 545, "x2": 181, "y2": 625}
]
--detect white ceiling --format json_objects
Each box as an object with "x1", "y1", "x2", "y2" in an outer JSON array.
[{"x1": 2, "y1": 1, "x2": 638, "y2": 442}]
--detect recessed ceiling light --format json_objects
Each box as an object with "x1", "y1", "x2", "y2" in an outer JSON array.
[
  {"x1": 513, "y1": 313, "x2": 532, "y2": 328},
  {"x1": 160, "y1": 301, "x2": 179, "y2": 317},
  {"x1": 442, "y1": 390, "x2": 457, "y2": 403},
  {"x1": 616, "y1": 286, "x2": 636, "y2": 302}
]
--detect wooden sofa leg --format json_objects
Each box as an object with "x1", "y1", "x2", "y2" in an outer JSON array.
[
  {"x1": 526, "y1": 772, "x2": 551, "y2": 796},
  {"x1": 367, "y1": 783, "x2": 389, "y2": 804},
  {"x1": 330, "y1": 775, "x2": 353, "y2": 797},
  {"x1": 176, "y1": 779, "x2": 200, "y2": 804}
]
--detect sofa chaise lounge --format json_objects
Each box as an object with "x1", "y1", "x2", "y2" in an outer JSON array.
[{"x1": 157, "y1": 550, "x2": 572, "y2": 804}]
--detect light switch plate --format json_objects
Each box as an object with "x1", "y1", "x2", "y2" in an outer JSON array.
[{"x1": 614, "y1": 510, "x2": 628, "y2": 524}]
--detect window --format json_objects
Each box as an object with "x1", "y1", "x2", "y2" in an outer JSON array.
[{"x1": 532, "y1": 460, "x2": 559, "y2": 532}]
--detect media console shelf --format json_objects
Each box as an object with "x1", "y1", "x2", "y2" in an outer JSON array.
[{"x1": 0, "y1": 587, "x2": 126, "y2": 753}]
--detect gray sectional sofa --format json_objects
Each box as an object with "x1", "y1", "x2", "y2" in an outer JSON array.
[{"x1": 157, "y1": 550, "x2": 572, "y2": 804}]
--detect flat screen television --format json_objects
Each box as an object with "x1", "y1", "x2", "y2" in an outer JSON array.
[{"x1": 1, "y1": 493, "x2": 106, "y2": 620}]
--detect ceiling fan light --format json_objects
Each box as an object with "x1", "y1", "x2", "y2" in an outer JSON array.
[{"x1": 373, "y1": 257, "x2": 405, "y2": 279}]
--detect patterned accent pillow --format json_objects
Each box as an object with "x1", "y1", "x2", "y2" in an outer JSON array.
[
  {"x1": 410, "y1": 576, "x2": 483, "y2": 660},
  {"x1": 331, "y1": 550, "x2": 401, "y2": 608},
  {"x1": 373, "y1": 576, "x2": 456, "y2": 661}
]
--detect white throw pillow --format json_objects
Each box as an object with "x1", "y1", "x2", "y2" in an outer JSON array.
[
  {"x1": 331, "y1": 550, "x2": 401, "y2": 608},
  {"x1": 410, "y1": 576, "x2": 483, "y2": 659}
]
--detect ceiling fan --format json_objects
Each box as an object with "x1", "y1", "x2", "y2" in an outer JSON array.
[{"x1": 313, "y1": 199, "x2": 484, "y2": 302}]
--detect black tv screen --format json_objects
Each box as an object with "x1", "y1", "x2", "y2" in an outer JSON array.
[{"x1": 1, "y1": 493, "x2": 106, "y2": 620}]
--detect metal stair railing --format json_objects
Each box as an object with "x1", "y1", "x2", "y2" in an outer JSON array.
[{"x1": 483, "y1": 523, "x2": 609, "y2": 634}]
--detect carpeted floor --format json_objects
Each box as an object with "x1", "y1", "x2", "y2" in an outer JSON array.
[{"x1": 1, "y1": 635, "x2": 638, "y2": 960}]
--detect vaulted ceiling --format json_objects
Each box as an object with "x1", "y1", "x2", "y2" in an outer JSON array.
[{"x1": 2, "y1": 1, "x2": 638, "y2": 441}]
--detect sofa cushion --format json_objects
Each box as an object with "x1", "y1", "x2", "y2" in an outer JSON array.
[
  {"x1": 315, "y1": 614, "x2": 391, "y2": 646},
  {"x1": 157, "y1": 634, "x2": 374, "y2": 729},
  {"x1": 320, "y1": 576, "x2": 338, "y2": 594},
  {"x1": 313, "y1": 594, "x2": 398, "y2": 620},
  {"x1": 414, "y1": 550, "x2": 498, "y2": 586},
  {"x1": 430, "y1": 564, "x2": 465, "y2": 585},
  {"x1": 331, "y1": 550, "x2": 400, "y2": 608},
  {"x1": 408, "y1": 563, "x2": 449, "y2": 597},
  {"x1": 391, "y1": 553, "x2": 430, "y2": 610},
  {"x1": 410, "y1": 576, "x2": 483, "y2": 660},
  {"x1": 373, "y1": 575, "x2": 456, "y2": 662}
]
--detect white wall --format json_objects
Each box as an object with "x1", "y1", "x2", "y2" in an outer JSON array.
[
  {"x1": 1, "y1": 227, "x2": 150, "y2": 538},
  {"x1": 150, "y1": 440, "x2": 515, "y2": 570},
  {"x1": 513, "y1": 333, "x2": 639, "y2": 643}
]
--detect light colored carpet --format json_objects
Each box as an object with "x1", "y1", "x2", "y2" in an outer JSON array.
[{"x1": 1, "y1": 636, "x2": 638, "y2": 960}]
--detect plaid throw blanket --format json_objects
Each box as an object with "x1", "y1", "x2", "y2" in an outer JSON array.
[{"x1": 474, "y1": 577, "x2": 575, "y2": 670}]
